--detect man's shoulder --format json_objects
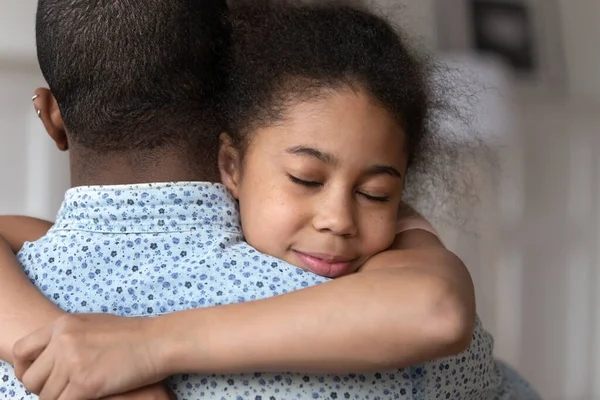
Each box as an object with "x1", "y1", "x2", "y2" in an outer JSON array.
[
  {"x1": 18, "y1": 228, "x2": 329, "y2": 293},
  {"x1": 16, "y1": 227, "x2": 269, "y2": 271},
  {"x1": 18, "y1": 226, "x2": 232, "y2": 257}
]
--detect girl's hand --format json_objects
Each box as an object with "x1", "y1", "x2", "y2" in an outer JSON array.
[{"x1": 13, "y1": 313, "x2": 171, "y2": 400}]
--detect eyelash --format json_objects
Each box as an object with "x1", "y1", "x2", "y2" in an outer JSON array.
[
  {"x1": 288, "y1": 174, "x2": 322, "y2": 188},
  {"x1": 361, "y1": 193, "x2": 390, "y2": 203},
  {"x1": 287, "y1": 174, "x2": 390, "y2": 203}
]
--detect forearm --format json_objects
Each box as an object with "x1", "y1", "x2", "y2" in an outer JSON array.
[
  {"x1": 154, "y1": 247, "x2": 474, "y2": 376},
  {"x1": 0, "y1": 237, "x2": 64, "y2": 363}
]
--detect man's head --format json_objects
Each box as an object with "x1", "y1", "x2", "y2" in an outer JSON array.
[{"x1": 34, "y1": 0, "x2": 229, "y2": 183}]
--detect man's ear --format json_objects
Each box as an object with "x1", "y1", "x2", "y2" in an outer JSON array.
[
  {"x1": 32, "y1": 88, "x2": 68, "y2": 151},
  {"x1": 218, "y1": 132, "x2": 243, "y2": 199}
]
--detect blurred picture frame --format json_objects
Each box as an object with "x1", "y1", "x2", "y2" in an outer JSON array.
[
  {"x1": 435, "y1": 0, "x2": 567, "y2": 96},
  {"x1": 471, "y1": 1, "x2": 535, "y2": 72}
]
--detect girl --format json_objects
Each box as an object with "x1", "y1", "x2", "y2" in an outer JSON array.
[{"x1": 2, "y1": 1, "x2": 539, "y2": 399}]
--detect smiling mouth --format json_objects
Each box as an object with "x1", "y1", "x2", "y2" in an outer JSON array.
[{"x1": 292, "y1": 251, "x2": 357, "y2": 278}]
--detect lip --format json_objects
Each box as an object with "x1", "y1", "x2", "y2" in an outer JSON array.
[{"x1": 293, "y1": 251, "x2": 357, "y2": 278}]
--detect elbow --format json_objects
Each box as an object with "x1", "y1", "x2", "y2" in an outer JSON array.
[
  {"x1": 425, "y1": 278, "x2": 476, "y2": 355},
  {"x1": 370, "y1": 279, "x2": 475, "y2": 370},
  {"x1": 373, "y1": 273, "x2": 476, "y2": 369}
]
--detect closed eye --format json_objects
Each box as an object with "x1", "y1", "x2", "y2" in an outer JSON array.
[
  {"x1": 287, "y1": 174, "x2": 322, "y2": 188},
  {"x1": 358, "y1": 192, "x2": 390, "y2": 203},
  {"x1": 288, "y1": 174, "x2": 390, "y2": 202}
]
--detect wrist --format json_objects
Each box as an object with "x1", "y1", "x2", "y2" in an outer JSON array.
[
  {"x1": 145, "y1": 315, "x2": 179, "y2": 378},
  {"x1": 147, "y1": 310, "x2": 209, "y2": 376},
  {"x1": 147, "y1": 304, "x2": 283, "y2": 376}
]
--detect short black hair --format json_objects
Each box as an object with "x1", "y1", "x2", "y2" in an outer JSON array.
[
  {"x1": 223, "y1": 0, "x2": 431, "y2": 167},
  {"x1": 36, "y1": 0, "x2": 230, "y2": 155}
]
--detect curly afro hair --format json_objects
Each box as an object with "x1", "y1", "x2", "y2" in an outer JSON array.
[{"x1": 223, "y1": 0, "x2": 429, "y2": 164}]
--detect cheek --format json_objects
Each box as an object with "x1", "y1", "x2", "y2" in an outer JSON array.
[
  {"x1": 237, "y1": 179, "x2": 306, "y2": 258},
  {"x1": 359, "y1": 211, "x2": 398, "y2": 254}
]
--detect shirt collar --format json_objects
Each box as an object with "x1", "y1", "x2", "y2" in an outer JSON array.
[{"x1": 52, "y1": 182, "x2": 241, "y2": 234}]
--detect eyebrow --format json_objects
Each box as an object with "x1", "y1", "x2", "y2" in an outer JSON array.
[
  {"x1": 365, "y1": 165, "x2": 403, "y2": 179},
  {"x1": 285, "y1": 145, "x2": 403, "y2": 179},
  {"x1": 286, "y1": 146, "x2": 337, "y2": 165}
]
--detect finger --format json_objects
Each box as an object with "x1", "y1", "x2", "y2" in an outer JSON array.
[
  {"x1": 20, "y1": 349, "x2": 55, "y2": 395},
  {"x1": 57, "y1": 382, "x2": 84, "y2": 400},
  {"x1": 13, "y1": 358, "x2": 33, "y2": 383},
  {"x1": 38, "y1": 362, "x2": 69, "y2": 400},
  {"x1": 13, "y1": 325, "x2": 53, "y2": 365},
  {"x1": 59, "y1": 380, "x2": 107, "y2": 400}
]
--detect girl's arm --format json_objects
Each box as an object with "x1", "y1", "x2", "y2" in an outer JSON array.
[
  {"x1": 0, "y1": 217, "x2": 64, "y2": 363},
  {"x1": 165, "y1": 245, "x2": 474, "y2": 374},
  {"x1": 0, "y1": 216, "x2": 54, "y2": 253},
  {"x1": 13, "y1": 244, "x2": 473, "y2": 398},
  {"x1": 11, "y1": 207, "x2": 476, "y2": 398},
  {"x1": 161, "y1": 207, "x2": 475, "y2": 374},
  {"x1": 360, "y1": 204, "x2": 476, "y2": 356},
  {"x1": 0, "y1": 218, "x2": 175, "y2": 399}
]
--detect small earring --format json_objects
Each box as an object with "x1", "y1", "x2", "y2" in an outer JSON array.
[{"x1": 32, "y1": 95, "x2": 41, "y2": 118}]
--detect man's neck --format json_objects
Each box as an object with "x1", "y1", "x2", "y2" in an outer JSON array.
[{"x1": 68, "y1": 146, "x2": 219, "y2": 187}]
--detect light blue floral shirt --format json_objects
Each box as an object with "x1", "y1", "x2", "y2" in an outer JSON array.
[{"x1": 0, "y1": 183, "x2": 539, "y2": 399}]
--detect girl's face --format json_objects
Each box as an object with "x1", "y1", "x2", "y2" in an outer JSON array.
[{"x1": 220, "y1": 90, "x2": 408, "y2": 277}]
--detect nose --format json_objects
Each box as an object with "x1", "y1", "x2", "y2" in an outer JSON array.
[{"x1": 312, "y1": 190, "x2": 358, "y2": 237}]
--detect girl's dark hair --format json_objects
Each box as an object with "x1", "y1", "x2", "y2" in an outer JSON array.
[
  {"x1": 223, "y1": 0, "x2": 429, "y2": 166},
  {"x1": 223, "y1": 0, "x2": 486, "y2": 228}
]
